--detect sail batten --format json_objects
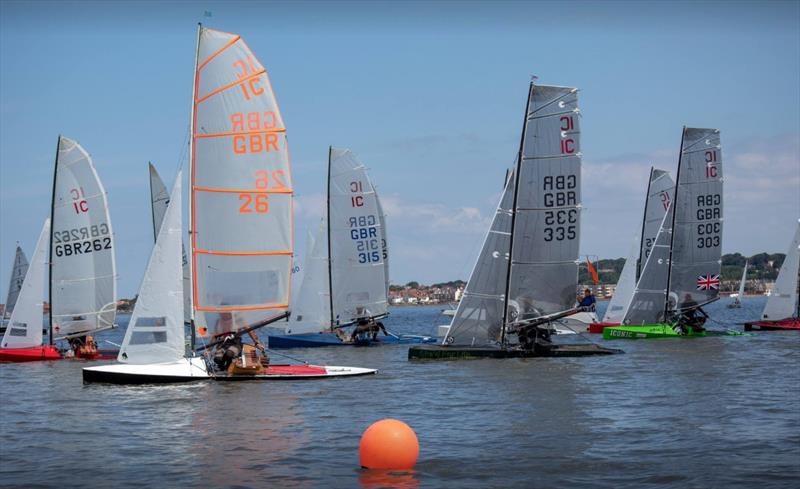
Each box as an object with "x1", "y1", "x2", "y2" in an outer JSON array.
[{"x1": 191, "y1": 26, "x2": 293, "y2": 339}]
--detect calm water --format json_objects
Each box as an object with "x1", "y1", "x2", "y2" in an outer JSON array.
[{"x1": 1, "y1": 298, "x2": 798, "y2": 488}]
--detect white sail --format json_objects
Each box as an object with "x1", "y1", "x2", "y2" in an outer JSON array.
[
  {"x1": 734, "y1": 261, "x2": 748, "y2": 302},
  {"x1": 4, "y1": 246, "x2": 29, "y2": 318},
  {"x1": 50, "y1": 136, "x2": 116, "y2": 338},
  {"x1": 376, "y1": 193, "x2": 390, "y2": 298},
  {"x1": 602, "y1": 235, "x2": 639, "y2": 323},
  {"x1": 638, "y1": 168, "x2": 675, "y2": 279},
  {"x1": 507, "y1": 84, "x2": 581, "y2": 327},
  {"x1": 1, "y1": 219, "x2": 49, "y2": 349},
  {"x1": 328, "y1": 147, "x2": 389, "y2": 325},
  {"x1": 190, "y1": 27, "x2": 293, "y2": 339},
  {"x1": 286, "y1": 221, "x2": 331, "y2": 334},
  {"x1": 119, "y1": 174, "x2": 186, "y2": 364},
  {"x1": 444, "y1": 170, "x2": 515, "y2": 346},
  {"x1": 623, "y1": 202, "x2": 674, "y2": 325},
  {"x1": 668, "y1": 127, "x2": 723, "y2": 313},
  {"x1": 149, "y1": 163, "x2": 191, "y2": 324},
  {"x1": 762, "y1": 220, "x2": 800, "y2": 320}
]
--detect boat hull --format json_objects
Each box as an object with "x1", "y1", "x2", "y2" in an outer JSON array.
[
  {"x1": 744, "y1": 318, "x2": 800, "y2": 331},
  {"x1": 213, "y1": 365, "x2": 377, "y2": 381},
  {"x1": 602, "y1": 324, "x2": 747, "y2": 340},
  {"x1": 0, "y1": 345, "x2": 61, "y2": 362},
  {"x1": 407, "y1": 343, "x2": 622, "y2": 360},
  {"x1": 588, "y1": 322, "x2": 620, "y2": 334},
  {"x1": 82, "y1": 357, "x2": 210, "y2": 384},
  {"x1": 268, "y1": 332, "x2": 435, "y2": 349}
]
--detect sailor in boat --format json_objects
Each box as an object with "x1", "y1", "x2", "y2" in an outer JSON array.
[
  {"x1": 674, "y1": 293, "x2": 708, "y2": 334},
  {"x1": 211, "y1": 310, "x2": 270, "y2": 373},
  {"x1": 69, "y1": 335, "x2": 98, "y2": 358},
  {"x1": 577, "y1": 289, "x2": 597, "y2": 312},
  {"x1": 348, "y1": 307, "x2": 389, "y2": 343}
]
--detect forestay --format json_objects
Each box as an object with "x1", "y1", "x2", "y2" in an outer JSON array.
[
  {"x1": 668, "y1": 128, "x2": 723, "y2": 313},
  {"x1": 623, "y1": 203, "x2": 674, "y2": 325},
  {"x1": 507, "y1": 84, "x2": 581, "y2": 326},
  {"x1": 444, "y1": 171, "x2": 515, "y2": 346},
  {"x1": 119, "y1": 174, "x2": 186, "y2": 364},
  {"x1": 602, "y1": 235, "x2": 638, "y2": 323},
  {"x1": 328, "y1": 147, "x2": 388, "y2": 325},
  {"x1": 286, "y1": 222, "x2": 331, "y2": 335},
  {"x1": 1, "y1": 219, "x2": 49, "y2": 349},
  {"x1": 149, "y1": 163, "x2": 191, "y2": 324},
  {"x1": 638, "y1": 168, "x2": 675, "y2": 279},
  {"x1": 4, "y1": 246, "x2": 29, "y2": 318},
  {"x1": 50, "y1": 136, "x2": 116, "y2": 338},
  {"x1": 376, "y1": 194, "x2": 390, "y2": 298},
  {"x1": 191, "y1": 27, "x2": 293, "y2": 339},
  {"x1": 761, "y1": 220, "x2": 800, "y2": 320}
]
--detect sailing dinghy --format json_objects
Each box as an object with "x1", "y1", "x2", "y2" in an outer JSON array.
[
  {"x1": 727, "y1": 260, "x2": 747, "y2": 308},
  {"x1": 0, "y1": 220, "x2": 61, "y2": 361},
  {"x1": 268, "y1": 147, "x2": 434, "y2": 348},
  {"x1": 0, "y1": 245, "x2": 29, "y2": 334},
  {"x1": 83, "y1": 173, "x2": 209, "y2": 382},
  {"x1": 590, "y1": 167, "x2": 675, "y2": 333},
  {"x1": 187, "y1": 26, "x2": 375, "y2": 378},
  {"x1": 409, "y1": 81, "x2": 620, "y2": 360},
  {"x1": 744, "y1": 220, "x2": 800, "y2": 331},
  {"x1": 604, "y1": 127, "x2": 744, "y2": 339}
]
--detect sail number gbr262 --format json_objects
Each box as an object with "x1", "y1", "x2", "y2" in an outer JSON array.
[
  {"x1": 53, "y1": 223, "x2": 112, "y2": 257},
  {"x1": 543, "y1": 175, "x2": 578, "y2": 242}
]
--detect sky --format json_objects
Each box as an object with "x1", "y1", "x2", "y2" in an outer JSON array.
[{"x1": 0, "y1": 0, "x2": 798, "y2": 299}]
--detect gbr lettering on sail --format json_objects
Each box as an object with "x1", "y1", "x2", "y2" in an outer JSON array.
[
  {"x1": 543, "y1": 113, "x2": 578, "y2": 242},
  {"x1": 697, "y1": 147, "x2": 721, "y2": 249}
]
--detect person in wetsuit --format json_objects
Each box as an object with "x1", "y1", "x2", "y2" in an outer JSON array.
[
  {"x1": 213, "y1": 334, "x2": 242, "y2": 370},
  {"x1": 676, "y1": 293, "x2": 708, "y2": 334},
  {"x1": 578, "y1": 288, "x2": 597, "y2": 312}
]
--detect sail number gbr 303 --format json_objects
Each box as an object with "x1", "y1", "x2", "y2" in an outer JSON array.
[{"x1": 697, "y1": 148, "x2": 721, "y2": 249}]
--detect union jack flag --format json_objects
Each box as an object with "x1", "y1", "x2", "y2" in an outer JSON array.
[{"x1": 696, "y1": 274, "x2": 720, "y2": 291}]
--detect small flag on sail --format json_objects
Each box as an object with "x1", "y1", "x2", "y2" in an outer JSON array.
[
  {"x1": 696, "y1": 274, "x2": 720, "y2": 290},
  {"x1": 586, "y1": 258, "x2": 599, "y2": 285}
]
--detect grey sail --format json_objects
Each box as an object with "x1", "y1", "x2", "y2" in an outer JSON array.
[
  {"x1": 638, "y1": 168, "x2": 675, "y2": 279},
  {"x1": 667, "y1": 127, "x2": 723, "y2": 313},
  {"x1": 506, "y1": 84, "x2": 581, "y2": 328},
  {"x1": 4, "y1": 246, "x2": 29, "y2": 318},
  {"x1": 444, "y1": 170, "x2": 515, "y2": 346},
  {"x1": 149, "y1": 163, "x2": 191, "y2": 324},
  {"x1": 623, "y1": 202, "x2": 674, "y2": 325}
]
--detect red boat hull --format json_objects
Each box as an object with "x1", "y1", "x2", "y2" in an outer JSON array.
[
  {"x1": 0, "y1": 345, "x2": 62, "y2": 362},
  {"x1": 744, "y1": 318, "x2": 800, "y2": 331},
  {"x1": 589, "y1": 322, "x2": 621, "y2": 334}
]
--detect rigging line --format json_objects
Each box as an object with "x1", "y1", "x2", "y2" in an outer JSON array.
[{"x1": 175, "y1": 123, "x2": 191, "y2": 174}]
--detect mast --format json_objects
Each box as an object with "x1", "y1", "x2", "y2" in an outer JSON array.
[
  {"x1": 187, "y1": 23, "x2": 201, "y2": 350},
  {"x1": 326, "y1": 145, "x2": 335, "y2": 329},
  {"x1": 47, "y1": 135, "x2": 60, "y2": 345},
  {"x1": 636, "y1": 166, "x2": 655, "y2": 280},
  {"x1": 148, "y1": 162, "x2": 157, "y2": 242},
  {"x1": 664, "y1": 126, "x2": 686, "y2": 319},
  {"x1": 500, "y1": 81, "x2": 534, "y2": 346}
]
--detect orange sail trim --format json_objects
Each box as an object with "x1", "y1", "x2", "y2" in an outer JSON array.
[
  {"x1": 194, "y1": 186, "x2": 292, "y2": 194},
  {"x1": 196, "y1": 304, "x2": 289, "y2": 313},
  {"x1": 195, "y1": 128, "x2": 286, "y2": 139},
  {"x1": 194, "y1": 249, "x2": 292, "y2": 257},
  {"x1": 197, "y1": 35, "x2": 241, "y2": 71},
  {"x1": 195, "y1": 69, "x2": 266, "y2": 104}
]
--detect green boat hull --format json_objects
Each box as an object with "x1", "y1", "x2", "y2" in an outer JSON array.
[{"x1": 603, "y1": 324, "x2": 748, "y2": 340}]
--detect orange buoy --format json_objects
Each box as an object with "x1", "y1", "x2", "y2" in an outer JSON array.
[{"x1": 359, "y1": 419, "x2": 419, "y2": 469}]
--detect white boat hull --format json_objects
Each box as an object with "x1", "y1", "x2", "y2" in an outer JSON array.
[{"x1": 82, "y1": 357, "x2": 210, "y2": 384}]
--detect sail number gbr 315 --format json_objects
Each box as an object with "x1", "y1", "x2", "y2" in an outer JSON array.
[{"x1": 543, "y1": 175, "x2": 578, "y2": 242}]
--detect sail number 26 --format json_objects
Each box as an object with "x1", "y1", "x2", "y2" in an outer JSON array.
[{"x1": 237, "y1": 170, "x2": 287, "y2": 214}]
